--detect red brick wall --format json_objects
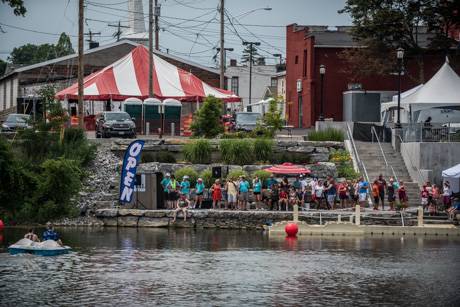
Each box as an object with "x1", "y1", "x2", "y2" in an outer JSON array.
[{"x1": 286, "y1": 24, "x2": 457, "y2": 128}]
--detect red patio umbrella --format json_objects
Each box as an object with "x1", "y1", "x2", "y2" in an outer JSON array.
[{"x1": 264, "y1": 162, "x2": 311, "y2": 175}]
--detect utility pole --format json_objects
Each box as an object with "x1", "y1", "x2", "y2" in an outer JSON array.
[
  {"x1": 216, "y1": 47, "x2": 234, "y2": 74},
  {"x1": 78, "y1": 0, "x2": 84, "y2": 128},
  {"x1": 109, "y1": 21, "x2": 129, "y2": 42},
  {"x1": 242, "y1": 41, "x2": 260, "y2": 112},
  {"x1": 154, "y1": 0, "x2": 160, "y2": 50},
  {"x1": 219, "y1": 0, "x2": 225, "y2": 89},
  {"x1": 84, "y1": 30, "x2": 101, "y2": 49},
  {"x1": 149, "y1": 0, "x2": 154, "y2": 98}
]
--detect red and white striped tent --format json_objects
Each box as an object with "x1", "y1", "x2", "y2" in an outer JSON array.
[
  {"x1": 55, "y1": 45, "x2": 240, "y2": 102},
  {"x1": 264, "y1": 163, "x2": 311, "y2": 175}
]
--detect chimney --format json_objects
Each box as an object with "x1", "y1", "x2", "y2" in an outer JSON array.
[
  {"x1": 127, "y1": 0, "x2": 146, "y2": 34},
  {"x1": 230, "y1": 59, "x2": 237, "y2": 67}
]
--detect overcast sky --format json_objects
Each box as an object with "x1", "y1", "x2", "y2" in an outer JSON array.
[{"x1": 0, "y1": 0, "x2": 351, "y2": 66}]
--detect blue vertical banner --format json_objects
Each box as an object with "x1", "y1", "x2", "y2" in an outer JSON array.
[{"x1": 119, "y1": 140, "x2": 145, "y2": 204}]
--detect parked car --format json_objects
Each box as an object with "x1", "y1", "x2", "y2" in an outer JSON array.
[
  {"x1": 95, "y1": 111, "x2": 136, "y2": 138},
  {"x1": 234, "y1": 112, "x2": 262, "y2": 132},
  {"x1": 1, "y1": 113, "x2": 31, "y2": 132}
]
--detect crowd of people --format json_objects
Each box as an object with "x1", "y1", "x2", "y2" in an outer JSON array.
[{"x1": 158, "y1": 172, "x2": 459, "y2": 218}]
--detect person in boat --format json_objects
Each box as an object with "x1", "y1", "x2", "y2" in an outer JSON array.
[
  {"x1": 43, "y1": 222, "x2": 63, "y2": 246},
  {"x1": 24, "y1": 229, "x2": 40, "y2": 242}
]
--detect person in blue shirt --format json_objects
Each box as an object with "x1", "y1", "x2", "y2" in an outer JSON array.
[
  {"x1": 358, "y1": 177, "x2": 369, "y2": 207},
  {"x1": 253, "y1": 176, "x2": 263, "y2": 210},
  {"x1": 238, "y1": 176, "x2": 250, "y2": 210},
  {"x1": 266, "y1": 174, "x2": 278, "y2": 190},
  {"x1": 180, "y1": 176, "x2": 191, "y2": 200},
  {"x1": 195, "y1": 178, "x2": 205, "y2": 209},
  {"x1": 161, "y1": 173, "x2": 172, "y2": 209},
  {"x1": 43, "y1": 222, "x2": 62, "y2": 246}
]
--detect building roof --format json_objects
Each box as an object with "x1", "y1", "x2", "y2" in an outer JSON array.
[
  {"x1": 1, "y1": 39, "x2": 221, "y2": 82},
  {"x1": 289, "y1": 24, "x2": 436, "y2": 48}
]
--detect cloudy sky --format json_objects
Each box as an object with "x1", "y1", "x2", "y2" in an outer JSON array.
[{"x1": 0, "y1": 0, "x2": 351, "y2": 66}]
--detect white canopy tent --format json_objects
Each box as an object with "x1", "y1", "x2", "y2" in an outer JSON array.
[
  {"x1": 442, "y1": 164, "x2": 460, "y2": 194},
  {"x1": 381, "y1": 60, "x2": 460, "y2": 123}
]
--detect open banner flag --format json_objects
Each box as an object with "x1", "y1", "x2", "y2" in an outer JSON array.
[{"x1": 119, "y1": 140, "x2": 145, "y2": 204}]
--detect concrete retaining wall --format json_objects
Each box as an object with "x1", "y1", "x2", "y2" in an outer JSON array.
[
  {"x1": 401, "y1": 142, "x2": 460, "y2": 184},
  {"x1": 95, "y1": 209, "x2": 417, "y2": 230}
]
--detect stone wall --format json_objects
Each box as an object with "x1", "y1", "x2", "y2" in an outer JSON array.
[
  {"x1": 95, "y1": 209, "x2": 417, "y2": 230},
  {"x1": 110, "y1": 138, "x2": 344, "y2": 165}
]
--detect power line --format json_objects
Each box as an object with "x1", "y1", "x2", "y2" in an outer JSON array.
[{"x1": 0, "y1": 22, "x2": 113, "y2": 38}]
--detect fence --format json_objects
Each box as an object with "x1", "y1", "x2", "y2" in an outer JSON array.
[{"x1": 401, "y1": 123, "x2": 460, "y2": 142}]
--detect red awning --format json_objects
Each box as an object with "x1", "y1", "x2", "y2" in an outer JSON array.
[
  {"x1": 264, "y1": 162, "x2": 311, "y2": 175},
  {"x1": 55, "y1": 45, "x2": 240, "y2": 102}
]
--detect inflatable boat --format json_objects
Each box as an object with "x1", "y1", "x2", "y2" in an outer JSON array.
[{"x1": 8, "y1": 238, "x2": 71, "y2": 256}]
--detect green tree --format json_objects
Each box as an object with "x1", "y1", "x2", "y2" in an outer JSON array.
[
  {"x1": 190, "y1": 95, "x2": 223, "y2": 138},
  {"x1": 1, "y1": 0, "x2": 26, "y2": 16},
  {"x1": 8, "y1": 33, "x2": 74, "y2": 65},
  {"x1": 241, "y1": 44, "x2": 261, "y2": 65},
  {"x1": 55, "y1": 32, "x2": 75, "y2": 57},
  {"x1": 339, "y1": 0, "x2": 460, "y2": 83},
  {"x1": 262, "y1": 97, "x2": 284, "y2": 135},
  {"x1": 0, "y1": 59, "x2": 6, "y2": 76}
]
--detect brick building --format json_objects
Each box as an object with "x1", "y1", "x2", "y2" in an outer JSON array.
[{"x1": 285, "y1": 24, "x2": 457, "y2": 128}]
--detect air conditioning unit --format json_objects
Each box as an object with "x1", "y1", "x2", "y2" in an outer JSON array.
[{"x1": 296, "y1": 79, "x2": 302, "y2": 92}]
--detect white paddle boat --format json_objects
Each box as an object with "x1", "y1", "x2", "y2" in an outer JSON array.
[{"x1": 8, "y1": 238, "x2": 71, "y2": 256}]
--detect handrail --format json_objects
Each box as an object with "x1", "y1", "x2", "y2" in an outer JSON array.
[
  {"x1": 346, "y1": 122, "x2": 372, "y2": 206},
  {"x1": 371, "y1": 126, "x2": 398, "y2": 181},
  {"x1": 396, "y1": 134, "x2": 424, "y2": 186}
]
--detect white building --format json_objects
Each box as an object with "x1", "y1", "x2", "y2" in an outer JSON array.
[{"x1": 226, "y1": 59, "x2": 278, "y2": 111}]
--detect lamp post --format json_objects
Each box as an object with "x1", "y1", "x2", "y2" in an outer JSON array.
[
  {"x1": 233, "y1": 7, "x2": 272, "y2": 19},
  {"x1": 319, "y1": 64, "x2": 325, "y2": 121},
  {"x1": 395, "y1": 47, "x2": 404, "y2": 128}
]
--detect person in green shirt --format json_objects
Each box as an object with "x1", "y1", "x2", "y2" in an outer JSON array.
[
  {"x1": 195, "y1": 178, "x2": 205, "y2": 209},
  {"x1": 160, "y1": 173, "x2": 171, "y2": 209},
  {"x1": 253, "y1": 176, "x2": 262, "y2": 210}
]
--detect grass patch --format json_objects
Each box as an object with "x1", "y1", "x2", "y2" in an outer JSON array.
[{"x1": 307, "y1": 128, "x2": 344, "y2": 142}]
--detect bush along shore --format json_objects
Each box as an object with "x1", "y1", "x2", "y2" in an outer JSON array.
[{"x1": 0, "y1": 121, "x2": 96, "y2": 225}]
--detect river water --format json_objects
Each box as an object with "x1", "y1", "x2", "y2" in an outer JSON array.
[{"x1": 0, "y1": 227, "x2": 459, "y2": 306}]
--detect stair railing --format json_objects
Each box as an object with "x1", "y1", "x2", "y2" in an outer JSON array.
[
  {"x1": 371, "y1": 126, "x2": 398, "y2": 182},
  {"x1": 346, "y1": 122, "x2": 372, "y2": 206}
]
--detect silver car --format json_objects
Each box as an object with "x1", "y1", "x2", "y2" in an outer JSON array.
[{"x1": 1, "y1": 114, "x2": 31, "y2": 132}]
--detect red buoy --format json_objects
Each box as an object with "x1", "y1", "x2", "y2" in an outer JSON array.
[
  {"x1": 285, "y1": 222, "x2": 298, "y2": 237},
  {"x1": 0, "y1": 219, "x2": 4, "y2": 230}
]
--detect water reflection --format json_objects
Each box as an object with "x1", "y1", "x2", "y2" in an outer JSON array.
[{"x1": 0, "y1": 228, "x2": 459, "y2": 306}]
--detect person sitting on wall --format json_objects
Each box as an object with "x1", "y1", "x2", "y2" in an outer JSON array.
[
  {"x1": 172, "y1": 195, "x2": 190, "y2": 223},
  {"x1": 43, "y1": 222, "x2": 63, "y2": 246}
]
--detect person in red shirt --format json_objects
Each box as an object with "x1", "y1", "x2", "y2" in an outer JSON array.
[
  {"x1": 210, "y1": 179, "x2": 222, "y2": 210},
  {"x1": 338, "y1": 182, "x2": 348, "y2": 209}
]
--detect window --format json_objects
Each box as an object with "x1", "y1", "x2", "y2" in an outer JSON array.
[
  {"x1": 231, "y1": 76, "x2": 239, "y2": 95},
  {"x1": 271, "y1": 77, "x2": 277, "y2": 88},
  {"x1": 302, "y1": 49, "x2": 307, "y2": 77},
  {"x1": 295, "y1": 55, "x2": 298, "y2": 64}
]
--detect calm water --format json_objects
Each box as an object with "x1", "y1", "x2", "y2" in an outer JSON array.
[{"x1": 0, "y1": 227, "x2": 459, "y2": 307}]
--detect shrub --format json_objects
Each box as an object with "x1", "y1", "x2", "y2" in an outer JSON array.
[
  {"x1": 329, "y1": 149, "x2": 351, "y2": 163},
  {"x1": 261, "y1": 96, "x2": 284, "y2": 135},
  {"x1": 199, "y1": 169, "x2": 213, "y2": 187},
  {"x1": 253, "y1": 138, "x2": 274, "y2": 162},
  {"x1": 227, "y1": 169, "x2": 248, "y2": 181},
  {"x1": 337, "y1": 164, "x2": 360, "y2": 180},
  {"x1": 175, "y1": 167, "x2": 198, "y2": 185},
  {"x1": 252, "y1": 169, "x2": 271, "y2": 185},
  {"x1": 307, "y1": 128, "x2": 344, "y2": 142},
  {"x1": 190, "y1": 95, "x2": 223, "y2": 138},
  {"x1": 183, "y1": 139, "x2": 212, "y2": 164},
  {"x1": 219, "y1": 139, "x2": 254, "y2": 165}
]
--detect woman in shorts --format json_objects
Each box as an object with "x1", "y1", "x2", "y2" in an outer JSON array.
[
  {"x1": 253, "y1": 176, "x2": 262, "y2": 210},
  {"x1": 172, "y1": 196, "x2": 190, "y2": 222},
  {"x1": 387, "y1": 178, "x2": 396, "y2": 211},
  {"x1": 195, "y1": 178, "x2": 205, "y2": 209}
]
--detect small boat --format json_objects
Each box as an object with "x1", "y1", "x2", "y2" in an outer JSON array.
[{"x1": 8, "y1": 238, "x2": 71, "y2": 256}]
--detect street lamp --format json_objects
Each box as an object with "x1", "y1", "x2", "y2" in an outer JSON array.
[
  {"x1": 319, "y1": 64, "x2": 326, "y2": 121},
  {"x1": 233, "y1": 7, "x2": 272, "y2": 19},
  {"x1": 395, "y1": 47, "x2": 404, "y2": 128}
]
